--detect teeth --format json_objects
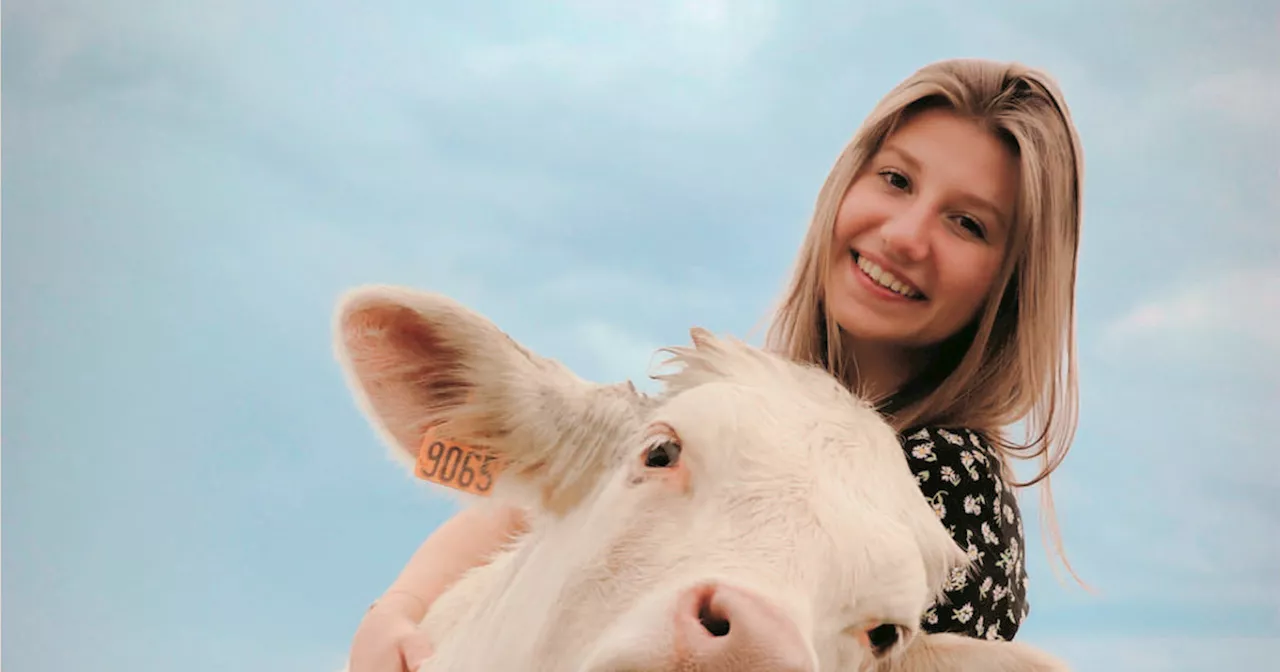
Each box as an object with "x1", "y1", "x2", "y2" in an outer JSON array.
[{"x1": 854, "y1": 253, "x2": 921, "y2": 299}]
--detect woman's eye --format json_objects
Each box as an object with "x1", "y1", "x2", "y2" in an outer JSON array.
[
  {"x1": 879, "y1": 169, "x2": 910, "y2": 191},
  {"x1": 643, "y1": 440, "x2": 682, "y2": 468},
  {"x1": 956, "y1": 215, "x2": 987, "y2": 240}
]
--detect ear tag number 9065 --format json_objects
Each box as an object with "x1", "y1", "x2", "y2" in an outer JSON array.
[{"x1": 415, "y1": 432, "x2": 501, "y2": 496}]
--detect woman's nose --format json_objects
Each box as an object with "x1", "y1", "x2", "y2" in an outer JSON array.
[{"x1": 879, "y1": 203, "x2": 931, "y2": 263}]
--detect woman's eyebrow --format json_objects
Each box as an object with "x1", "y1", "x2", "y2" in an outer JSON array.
[{"x1": 878, "y1": 144, "x2": 921, "y2": 171}]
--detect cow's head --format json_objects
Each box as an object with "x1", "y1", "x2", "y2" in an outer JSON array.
[{"x1": 335, "y1": 285, "x2": 1069, "y2": 672}]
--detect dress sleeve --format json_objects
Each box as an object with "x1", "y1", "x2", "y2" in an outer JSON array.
[{"x1": 900, "y1": 426, "x2": 1031, "y2": 642}]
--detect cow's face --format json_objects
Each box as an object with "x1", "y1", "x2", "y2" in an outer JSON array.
[
  {"x1": 336, "y1": 286, "x2": 1069, "y2": 672},
  {"x1": 574, "y1": 349, "x2": 975, "y2": 672}
]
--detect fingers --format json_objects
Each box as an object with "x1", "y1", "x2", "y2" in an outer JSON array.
[
  {"x1": 348, "y1": 645, "x2": 407, "y2": 672},
  {"x1": 349, "y1": 611, "x2": 419, "y2": 672},
  {"x1": 401, "y1": 627, "x2": 436, "y2": 671}
]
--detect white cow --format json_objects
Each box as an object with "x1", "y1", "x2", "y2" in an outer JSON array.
[{"x1": 335, "y1": 285, "x2": 1069, "y2": 672}]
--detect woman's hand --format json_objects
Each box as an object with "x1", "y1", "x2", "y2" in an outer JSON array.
[
  {"x1": 347, "y1": 506, "x2": 528, "y2": 671},
  {"x1": 348, "y1": 593, "x2": 435, "y2": 672}
]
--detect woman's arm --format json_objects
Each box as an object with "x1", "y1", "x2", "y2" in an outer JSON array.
[
  {"x1": 349, "y1": 503, "x2": 529, "y2": 672},
  {"x1": 380, "y1": 503, "x2": 529, "y2": 617}
]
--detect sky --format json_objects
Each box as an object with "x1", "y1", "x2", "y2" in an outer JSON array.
[{"x1": 3, "y1": 0, "x2": 1277, "y2": 670}]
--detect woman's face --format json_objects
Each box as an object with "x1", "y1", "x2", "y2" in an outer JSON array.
[{"x1": 826, "y1": 107, "x2": 1020, "y2": 354}]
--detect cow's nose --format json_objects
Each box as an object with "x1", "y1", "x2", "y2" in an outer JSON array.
[{"x1": 674, "y1": 582, "x2": 816, "y2": 672}]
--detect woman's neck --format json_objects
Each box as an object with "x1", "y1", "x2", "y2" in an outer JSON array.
[{"x1": 842, "y1": 337, "x2": 930, "y2": 405}]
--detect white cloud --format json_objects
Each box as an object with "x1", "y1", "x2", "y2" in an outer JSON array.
[
  {"x1": 1187, "y1": 67, "x2": 1280, "y2": 132},
  {"x1": 458, "y1": 0, "x2": 777, "y2": 85},
  {"x1": 572, "y1": 319, "x2": 666, "y2": 392},
  {"x1": 432, "y1": 0, "x2": 781, "y2": 141},
  {"x1": 528, "y1": 264, "x2": 747, "y2": 319},
  {"x1": 1101, "y1": 267, "x2": 1280, "y2": 360},
  {"x1": 1030, "y1": 634, "x2": 1280, "y2": 672}
]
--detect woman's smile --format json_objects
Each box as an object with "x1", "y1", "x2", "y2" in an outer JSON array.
[{"x1": 850, "y1": 250, "x2": 927, "y2": 301}]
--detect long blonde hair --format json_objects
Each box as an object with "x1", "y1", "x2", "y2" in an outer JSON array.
[{"x1": 765, "y1": 58, "x2": 1087, "y2": 586}]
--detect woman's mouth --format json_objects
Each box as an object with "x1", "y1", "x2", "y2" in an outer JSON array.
[{"x1": 851, "y1": 251, "x2": 926, "y2": 300}]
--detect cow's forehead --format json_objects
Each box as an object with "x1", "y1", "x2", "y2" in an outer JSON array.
[
  {"x1": 630, "y1": 341, "x2": 961, "y2": 604},
  {"x1": 634, "y1": 336, "x2": 926, "y2": 493},
  {"x1": 647, "y1": 366, "x2": 903, "y2": 475}
]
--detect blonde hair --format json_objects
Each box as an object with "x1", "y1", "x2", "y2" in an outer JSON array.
[{"x1": 765, "y1": 58, "x2": 1087, "y2": 586}]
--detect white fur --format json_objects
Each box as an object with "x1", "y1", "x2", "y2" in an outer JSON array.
[{"x1": 334, "y1": 285, "x2": 1070, "y2": 672}]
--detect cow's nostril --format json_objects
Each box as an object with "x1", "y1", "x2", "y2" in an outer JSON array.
[
  {"x1": 697, "y1": 595, "x2": 731, "y2": 637},
  {"x1": 673, "y1": 584, "x2": 814, "y2": 672}
]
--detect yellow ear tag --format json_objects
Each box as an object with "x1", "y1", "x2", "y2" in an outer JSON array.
[{"x1": 414, "y1": 428, "x2": 503, "y2": 496}]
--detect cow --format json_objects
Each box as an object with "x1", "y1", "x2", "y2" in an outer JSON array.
[{"x1": 335, "y1": 285, "x2": 1069, "y2": 672}]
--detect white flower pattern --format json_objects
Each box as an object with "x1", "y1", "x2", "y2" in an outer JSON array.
[
  {"x1": 902, "y1": 427, "x2": 1030, "y2": 642},
  {"x1": 911, "y1": 442, "x2": 938, "y2": 462}
]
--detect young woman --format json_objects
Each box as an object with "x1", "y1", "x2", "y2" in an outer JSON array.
[{"x1": 347, "y1": 57, "x2": 1085, "y2": 671}]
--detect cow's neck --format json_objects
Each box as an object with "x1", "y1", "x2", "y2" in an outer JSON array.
[{"x1": 420, "y1": 495, "x2": 634, "y2": 671}]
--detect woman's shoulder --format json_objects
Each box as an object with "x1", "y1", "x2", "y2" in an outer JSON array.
[
  {"x1": 900, "y1": 426, "x2": 1019, "y2": 503},
  {"x1": 899, "y1": 426, "x2": 1008, "y2": 490},
  {"x1": 898, "y1": 425, "x2": 1031, "y2": 641}
]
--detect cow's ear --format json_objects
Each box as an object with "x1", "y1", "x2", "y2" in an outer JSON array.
[
  {"x1": 883, "y1": 631, "x2": 1070, "y2": 672},
  {"x1": 333, "y1": 285, "x2": 643, "y2": 513}
]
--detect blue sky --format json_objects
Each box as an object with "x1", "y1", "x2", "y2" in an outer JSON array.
[{"x1": 3, "y1": 1, "x2": 1277, "y2": 670}]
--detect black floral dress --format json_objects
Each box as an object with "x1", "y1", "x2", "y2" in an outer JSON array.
[{"x1": 900, "y1": 426, "x2": 1031, "y2": 641}]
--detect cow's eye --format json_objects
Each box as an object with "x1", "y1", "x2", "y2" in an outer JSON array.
[
  {"x1": 643, "y1": 439, "x2": 681, "y2": 468},
  {"x1": 866, "y1": 623, "x2": 903, "y2": 656}
]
